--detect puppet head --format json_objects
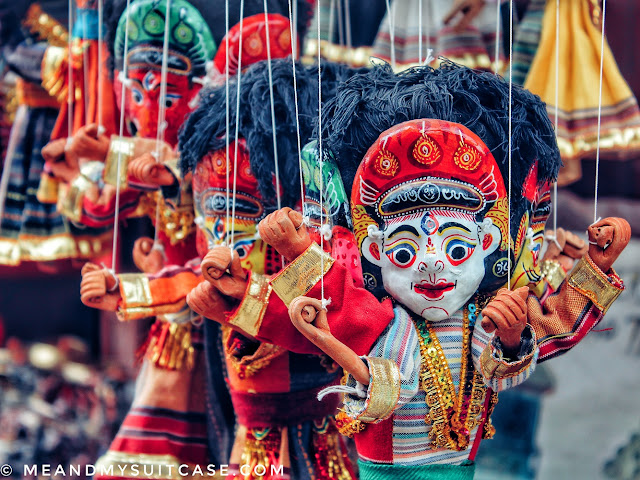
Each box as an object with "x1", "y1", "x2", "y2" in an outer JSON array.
[
  {"x1": 352, "y1": 119, "x2": 508, "y2": 322},
  {"x1": 192, "y1": 140, "x2": 282, "y2": 275},
  {"x1": 320, "y1": 62, "x2": 560, "y2": 295},
  {"x1": 112, "y1": 0, "x2": 216, "y2": 146}
]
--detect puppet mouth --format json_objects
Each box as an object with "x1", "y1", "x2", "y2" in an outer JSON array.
[{"x1": 414, "y1": 281, "x2": 456, "y2": 300}]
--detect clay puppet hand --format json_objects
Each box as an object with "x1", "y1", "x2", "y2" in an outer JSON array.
[
  {"x1": 132, "y1": 237, "x2": 166, "y2": 274},
  {"x1": 587, "y1": 217, "x2": 631, "y2": 273},
  {"x1": 542, "y1": 228, "x2": 588, "y2": 272},
  {"x1": 80, "y1": 263, "x2": 121, "y2": 311},
  {"x1": 127, "y1": 152, "x2": 177, "y2": 188},
  {"x1": 257, "y1": 207, "x2": 312, "y2": 262}
]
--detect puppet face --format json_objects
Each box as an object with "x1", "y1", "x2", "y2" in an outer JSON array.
[
  {"x1": 510, "y1": 183, "x2": 551, "y2": 289},
  {"x1": 193, "y1": 143, "x2": 280, "y2": 275},
  {"x1": 117, "y1": 67, "x2": 200, "y2": 147},
  {"x1": 363, "y1": 210, "x2": 501, "y2": 322}
]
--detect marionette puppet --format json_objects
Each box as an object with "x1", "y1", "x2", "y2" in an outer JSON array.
[
  {"x1": 192, "y1": 62, "x2": 631, "y2": 479},
  {"x1": 0, "y1": 3, "x2": 111, "y2": 266}
]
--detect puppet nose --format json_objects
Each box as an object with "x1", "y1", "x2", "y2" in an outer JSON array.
[{"x1": 417, "y1": 259, "x2": 444, "y2": 273}]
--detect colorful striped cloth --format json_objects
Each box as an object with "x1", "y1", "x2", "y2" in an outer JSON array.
[{"x1": 344, "y1": 304, "x2": 537, "y2": 466}]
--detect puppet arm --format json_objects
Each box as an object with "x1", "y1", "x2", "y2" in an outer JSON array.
[{"x1": 529, "y1": 217, "x2": 628, "y2": 362}]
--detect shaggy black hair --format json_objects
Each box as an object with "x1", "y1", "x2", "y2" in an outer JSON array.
[{"x1": 179, "y1": 59, "x2": 366, "y2": 210}]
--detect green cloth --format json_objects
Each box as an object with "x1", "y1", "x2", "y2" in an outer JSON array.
[{"x1": 358, "y1": 460, "x2": 476, "y2": 480}]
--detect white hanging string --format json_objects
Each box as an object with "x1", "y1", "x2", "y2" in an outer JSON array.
[
  {"x1": 230, "y1": 0, "x2": 245, "y2": 248},
  {"x1": 67, "y1": 0, "x2": 75, "y2": 140},
  {"x1": 507, "y1": 0, "x2": 513, "y2": 290},
  {"x1": 328, "y1": 0, "x2": 336, "y2": 44},
  {"x1": 551, "y1": 0, "x2": 560, "y2": 241},
  {"x1": 384, "y1": 0, "x2": 396, "y2": 69},
  {"x1": 263, "y1": 0, "x2": 282, "y2": 212},
  {"x1": 593, "y1": 0, "x2": 606, "y2": 224},
  {"x1": 287, "y1": 0, "x2": 305, "y2": 214},
  {"x1": 152, "y1": 0, "x2": 173, "y2": 247},
  {"x1": 418, "y1": 0, "x2": 422, "y2": 64},
  {"x1": 225, "y1": 0, "x2": 231, "y2": 244},
  {"x1": 317, "y1": 0, "x2": 327, "y2": 307},
  {"x1": 82, "y1": 9, "x2": 89, "y2": 126},
  {"x1": 111, "y1": 0, "x2": 132, "y2": 271},
  {"x1": 494, "y1": 0, "x2": 501, "y2": 74},
  {"x1": 97, "y1": 0, "x2": 104, "y2": 132},
  {"x1": 344, "y1": 0, "x2": 352, "y2": 52}
]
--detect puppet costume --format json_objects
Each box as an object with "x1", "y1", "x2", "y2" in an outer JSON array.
[
  {"x1": 522, "y1": 0, "x2": 640, "y2": 185},
  {"x1": 0, "y1": 3, "x2": 111, "y2": 265},
  {"x1": 371, "y1": 0, "x2": 503, "y2": 71}
]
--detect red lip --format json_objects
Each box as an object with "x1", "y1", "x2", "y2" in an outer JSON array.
[{"x1": 414, "y1": 281, "x2": 455, "y2": 300}]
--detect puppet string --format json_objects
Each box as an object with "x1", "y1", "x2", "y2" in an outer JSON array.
[
  {"x1": 263, "y1": 0, "x2": 282, "y2": 212},
  {"x1": 328, "y1": 0, "x2": 336, "y2": 44},
  {"x1": 507, "y1": 0, "x2": 513, "y2": 290},
  {"x1": 67, "y1": 0, "x2": 74, "y2": 140},
  {"x1": 494, "y1": 0, "x2": 501, "y2": 74},
  {"x1": 82, "y1": 11, "x2": 89, "y2": 126},
  {"x1": 552, "y1": 0, "x2": 559, "y2": 238},
  {"x1": 336, "y1": 0, "x2": 344, "y2": 46},
  {"x1": 111, "y1": 0, "x2": 132, "y2": 271},
  {"x1": 152, "y1": 0, "x2": 173, "y2": 247},
  {"x1": 593, "y1": 0, "x2": 606, "y2": 224},
  {"x1": 287, "y1": 0, "x2": 305, "y2": 215},
  {"x1": 98, "y1": 0, "x2": 104, "y2": 131},
  {"x1": 317, "y1": 0, "x2": 326, "y2": 305},
  {"x1": 230, "y1": 0, "x2": 245, "y2": 248},
  {"x1": 225, "y1": 0, "x2": 230, "y2": 245},
  {"x1": 344, "y1": 0, "x2": 352, "y2": 51},
  {"x1": 384, "y1": 0, "x2": 396, "y2": 69}
]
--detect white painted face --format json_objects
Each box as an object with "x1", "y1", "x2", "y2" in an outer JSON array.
[{"x1": 363, "y1": 210, "x2": 501, "y2": 322}]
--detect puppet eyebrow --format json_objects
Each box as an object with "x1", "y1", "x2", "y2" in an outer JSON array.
[
  {"x1": 437, "y1": 222, "x2": 472, "y2": 234},
  {"x1": 387, "y1": 225, "x2": 421, "y2": 240}
]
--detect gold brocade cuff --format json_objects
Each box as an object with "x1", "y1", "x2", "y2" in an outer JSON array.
[
  {"x1": 270, "y1": 243, "x2": 335, "y2": 306},
  {"x1": 41, "y1": 46, "x2": 67, "y2": 102},
  {"x1": 226, "y1": 273, "x2": 272, "y2": 337},
  {"x1": 480, "y1": 325, "x2": 537, "y2": 380},
  {"x1": 567, "y1": 255, "x2": 624, "y2": 314},
  {"x1": 103, "y1": 136, "x2": 136, "y2": 188},
  {"x1": 57, "y1": 173, "x2": 95, "y2": 223},
  {"x1": 118, "y1": 273, "x2": 153, "y2": 309},
  {"x1": 344, "y1": 357, "x2": 401, "y2": 424},
  {"x1": 36, "y1": 174, "x2": 60, "y2": 204},
  {"x1": 540, "y1": 259, "x2": 566, "y2": 292}
]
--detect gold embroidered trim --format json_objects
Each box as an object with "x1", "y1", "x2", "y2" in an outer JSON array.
[
  {"x1": 479, "y1": 325, "x2": 537, "y2": 379},
  {"x1": 136, "y1": 191, "x2": 196, "y2": 245},
  {"x1": 413, "y1": 304, "x2": 489, "y2": 451},
  {"x1": 0, "y1": 231, "x2": 111, "y2": 265},
  {"x1": 222, "y1": 326, "x2": 284, "y2": 378},
  {"x1": 119, "y1": 273, "x2": 153, "y2": 308},
  {"x1": 270, "y1": 243, "x2": 334, "y2": 306},
  {"x1": 23, "y1": 4, "x2": 69, "y2": 47},
  {"x1": 335, "y1": 410, "x2": 366, "y2": 438},
  {"x1": 356, "y1": 357, "x2": 401, "y2": 423},
  {"x1": 57, "y1": 173, "x2": 95, "y2": 222},
  {"x1": 146, "y1": 321, "x2": 195, "y2": 371},
  {"x1": 226, "y1": 273, "x2": 272, "y2": 338},
  {"x1": 41, "y1": 45, "x2": 68, "y2": 101},
  {"x1": 303, "y1": 39, "x2": 373, "y2": 67},
  {"x1": 36, "y1": 174, "x2": 60, "y2": 204},
  {"x1": 568, "y1": 255, "x2": 623, "y2": 314},
  {"x1": 95, "y1": 451, "x2": 219, "y2": 479},
  {"x1": 104, "y1": 136, "x2": 136, "y2": 188},
  {"x1": 540, "y1": 259, "x2": 566, "y2": 291}
]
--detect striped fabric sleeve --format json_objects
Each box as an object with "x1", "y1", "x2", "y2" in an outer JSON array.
[
  {"x1": 342, "y1": 307, "x2": 421, "y2": 423},
  {"x1": 471, "y1": 320, "x2": 538, "y2": 392}
]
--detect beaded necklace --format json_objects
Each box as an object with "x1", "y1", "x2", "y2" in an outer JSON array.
[{"x1": 412, "y1": 298, "x2": 497, "y2": 451}]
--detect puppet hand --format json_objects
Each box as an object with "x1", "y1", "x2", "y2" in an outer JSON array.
[
  {"x1": 543, "y1": 228, "x2": 588, "y2": 271},
  {"x1": 289, "y1": 296, "x2": 371, "y2": 385},
  {"x1": 258, "y1": 207, "x2": 312, "y2": 262},
  {"x1": 133, "y1": 237, "x2": 165, "y2": 274},
  {"x1": 201, "y1": 246, "x2": 247, "y2": 299},
  {"x1": 481, "y1": 286, "x2": 528, "y2": 352},
  {"x1": 587, "y1": 217, "x2": 631, "y2": 272},
  {"x1": 42, "y1": 138, "x2": 67, "y2": 164},
  {"x1": 443, "y1": 0, "x2": 486, "y2": 32},
  {"x1": 80, "y1": 264, "x2": 120, "y2": 311},
  {"x1": 186, "y1": 281, "x2": 230, "y2": 323},
  {"x1": 128, "y1": 153, "x2": 176, "y2": 187},
  {"x1": 66, "y1": 124, "x2": 110, "y2": 168}
]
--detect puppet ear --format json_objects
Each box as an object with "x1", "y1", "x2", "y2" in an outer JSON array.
[
  {"x1": 361, "y1": 230, "x2": 384, "y2": 267},
  {"x1": 480, "y1": 219, "x2": 501, "y2": 255}
]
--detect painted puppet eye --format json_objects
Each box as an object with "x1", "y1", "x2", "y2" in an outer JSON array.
[
  {"x1": 164, "y1": 94, "x2": 181, "y2": 108},
  {"x1": 131, "y1": 88, "x2": 144, "y2": 105},
  {"x1": 385, "y1": 241, "x2": 417, "y2": 268},
  {"x1": 445, "y1": 238, "x2": 476, "y2": 266}
]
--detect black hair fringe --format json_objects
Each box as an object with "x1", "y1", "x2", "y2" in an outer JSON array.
[{"x1": 179, "y1": 59, "x2": 365, "y2": 211}]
